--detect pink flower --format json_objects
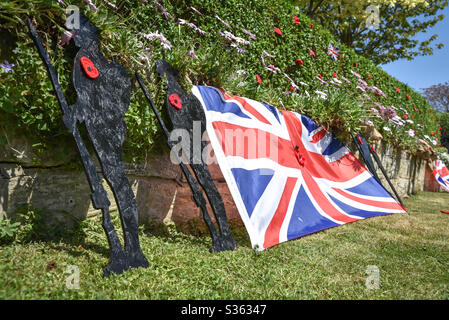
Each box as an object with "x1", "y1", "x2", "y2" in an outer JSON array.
[
  {"x1": 190, "y1": 6, "x2": 203, "y2": 16},
  {"x1": 274, "y1": 28, "x2": 282, "y2": 35},
  {"x1": 153, "y1": 1, "x2": 171, "y2": 19},
  {"x1": 351, "y1": 70, "x2": 361, "y2": 78},
  {"x1": 242, "y1": 29, "x2": 257, "y2": 40},
  {"x1": 215, "y1": 15, "x2": 231, "y2": 28},
  {"x1": 102, "y1": 0, "x2": 118, "y2": 10},
  {"x1": 187, "y1": 49, "x2": 196, "y2": 59},
  {"x1": 309, "y1": 49, "x2": 316, "y2": 57},
  {"x1": 82, "y1": 0, "x2": 98, "y2": 12},
  {"x1": 58, "y1": 30, "x2": 75, "y2": 46},
  {"x1": 341, "y1": 77, "x2": 351, "y2": 84}
]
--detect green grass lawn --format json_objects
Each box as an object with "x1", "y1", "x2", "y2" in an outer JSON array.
[{"x1": 1, "y1": 192, "x2": 448, "y2": 300}]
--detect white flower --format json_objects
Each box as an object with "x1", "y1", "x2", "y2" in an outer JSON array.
[
  {"x1": 266, "y1": 64, "x2": 280, "y2": 73},
  {"x1": 236, "y1": 70, "x2": 247, "y2": 77},
  {"x1": 333, "y1": 78, "x2": 342, "y2": 84},
  {"x1": 315, "y1": 90, "x2": 328, "y2": 100},
  {"x1": 141, "y1": 31, "x2": 172, "y2": 50},
  {"x1": 351, "y1": 70, "x2": 362, "y2": 78},
  {"x1": 383, "y1": 126, "x2": 391, "y2": 132},
  {"x1": 356, "y1": 85, "x2": 366, "y2": 92}
]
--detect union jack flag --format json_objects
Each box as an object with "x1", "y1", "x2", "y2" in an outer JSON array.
[
  {"x1": 433, "y1": 160, "x2": 449, "y2": 192},
  {"x1": 328, "y1": 43, "x2": 340, "y2": 60},
  {"x1": 193, "y1": 86, "x2": 407, "y2": 250}
]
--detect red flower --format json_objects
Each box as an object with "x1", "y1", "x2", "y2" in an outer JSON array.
[
  {"x1": 309, "y1": 22, "x2": 314, "y2": 29},
  {"x1": 368, "y1": 74, "x2": 372, "y2": 79},
  {"x1": 403, "y1": 114, "x2": 408, "y2": 120},
  {"x1": 290, "y1": 85, "x2": 295, "y2": 91},
  {"x1": 294, "y1": 16, "x2": 300, "y2": 24},
  {"x1": 296, "y1": 58, "x2": 303, "y2": 66},
  {"x1": 332, "y1": 72, "x2": 337, "y2": 78},
  {"x1": 309, "y1": 49, "x2": 316, "y2": 57},
  {"x1": 169, "y1": 93, "x2": 182, "y2": 110},
  {"x1": 256, "y1": 74, "x2": 262, "y2": 85},
  {"x1": 419, "y1": 109, "x2": 422, "y2": 114},
  {"x1": 354, "y1": 62, "x2": 358, "y2": 68},
  {"x1": 413, "y1": 105, "x2": 417, "y2": 111},
  {"x1": 396, "y1": 88, "x2": 400, "y2": 93},
  {"x1": 274, "y1": 27, "x2": 282, "y2": 35},
  {"x1": 318, "y1": 73, "x2": 322, "y2": 79},
  {"x1": 406, "y1": 93, "x2": 410, "y2": 100}
]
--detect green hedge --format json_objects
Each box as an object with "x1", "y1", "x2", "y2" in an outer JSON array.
[{"x1": 0, "y1": 0, "x2": 444, "y2": 163}]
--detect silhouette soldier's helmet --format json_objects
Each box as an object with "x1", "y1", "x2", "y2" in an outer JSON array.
[
  {"x1": 68, "y1": 13, "x2": 100, "y2": 48},
  {"x1": 156, "y1": 59, "x2": 179, "y2": 80}
]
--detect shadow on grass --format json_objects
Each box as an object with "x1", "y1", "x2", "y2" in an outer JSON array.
[
  {"x1": 2, "y1": 205, "x2": 252, "y2": 259},
  {"x1": 141, "y1": 217, "x2": 252, "y2": 251},
  {"x1": 0, "y1": 204, "x2": 112, "y2": 259}
]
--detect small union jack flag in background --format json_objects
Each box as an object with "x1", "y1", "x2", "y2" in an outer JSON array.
[
  {"x1": 433, "y1": 160, "x2": 449, "y2": 192},
  {"x1": 328, "y1": 43, "x2": 340, "y2": 60},
  {"x1": 193, "y1": 86, "x2": 406, "y2": 250}
]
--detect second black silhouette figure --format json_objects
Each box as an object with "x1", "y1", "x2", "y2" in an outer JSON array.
[{"x1": 155, "y1": 60, "x2": 238, "y2": 252}]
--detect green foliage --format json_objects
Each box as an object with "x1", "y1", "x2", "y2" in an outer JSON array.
[
  {"x1": 0, "y1": 218, "x2": 20, "y2": 244},
  {"x1": 0, "y1": 204, "x2": 86, "y2": 244},
  {"x1": 0, "y1": 0, "x2": 441, "y2": 160}
]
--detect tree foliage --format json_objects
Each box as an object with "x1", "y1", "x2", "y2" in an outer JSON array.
[
  {"x1": 293, "y1": 0, "x2": 447, "y2": 65},
  {"x1": 422, "y1": 81, "x2": 449, "y2": 112}
]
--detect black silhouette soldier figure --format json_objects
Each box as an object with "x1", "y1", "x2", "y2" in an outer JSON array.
[
  {"x1": 27, "y1": 15, "x2": 149, "y2": 276},
  {"x1": 154, "y1": 60, "x2": 238, "y2": 252}
]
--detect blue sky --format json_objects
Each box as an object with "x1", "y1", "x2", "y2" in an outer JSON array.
[{"x1": 381, "y1": 5, "x2": 449, "y2": 92}]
